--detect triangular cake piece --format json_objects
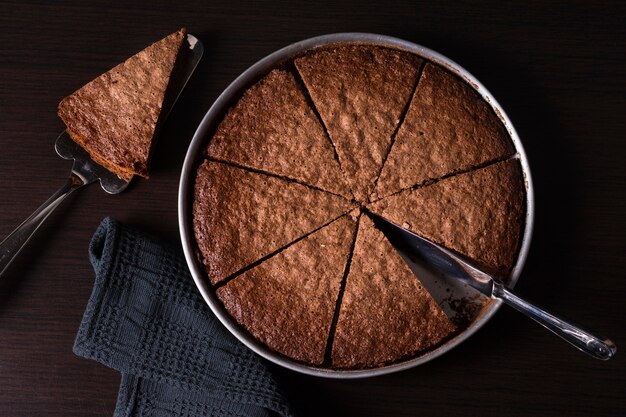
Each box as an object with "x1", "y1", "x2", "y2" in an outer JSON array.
[
  {"x1": 295, "y1": 45, "x2": 422, "y2": 202},
  {"x1": 207, "y1": 69, "x2": 352, "y2": 198},
  {"x1": 193, "y1": 161, "x2": 356, "y2": 284},
  {"x1": 369, "y1": 159, "x2": 525, "y2": 275},
  {"x1": 58, "y1": 28, "x2": 187, "y2": 180},
  {"x1": 374, "y1": 63, "x2": 515, "y2": 198},
  {"x1": 332, "y1": 215, "x2": 455, "y2": 369},
  {"x1": 217, "y1": 214, "x2": 358, "y2": 365}
]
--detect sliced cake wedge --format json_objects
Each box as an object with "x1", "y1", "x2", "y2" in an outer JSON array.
[
  {"x1": 58, "y1": 28, "x2": 187, "y2": 180},
  {"x1": 370, "y1": 159, "x2": 525, "y2": 275},
  {"x1": 331, "y1": 215, "x2": 455, "y2": 369},
  {"x1": 207, "y1": 69, "x2": 352, "y2": 198},
  {"x1": 193, "y1": 161, "x2": 356, "y2": 284},
  {"x1": 295, "y1": 46, "x2": 422, "y2": 202},
  {"x1": 217, "y1": 214, "x2": 358, "y2": 365},
  {"x1": 374, "y1": 63, "x2": 515, "y2": 199}
]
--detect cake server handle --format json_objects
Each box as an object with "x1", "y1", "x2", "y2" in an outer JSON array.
[
  {"x1": 0, "y1": 174, "x2": 89, "y2": 277},
  {"x1": 493, "y1": 282, "x2": 617, "y2": 360}
]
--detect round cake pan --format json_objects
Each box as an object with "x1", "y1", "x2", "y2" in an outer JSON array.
[{"x1": 178, "y1": 33, "x2": 535, "y2": 378}]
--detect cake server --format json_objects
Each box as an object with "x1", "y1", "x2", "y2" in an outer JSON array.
[
  {"x1": 369, "y1": 213, "x2": 617, "y2": 360},
  {"x1": 0, "y1": 34, "x2": 203, "y2": 278}
]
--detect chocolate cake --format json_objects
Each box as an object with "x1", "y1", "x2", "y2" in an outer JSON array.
[
  {"x1": 217, "y1": 214, "x2": 358, "y2": 365},
  {"x1": 58, "y1": 28, "x2": 187, "y2": 180},
  {"x1": 193, "y1": 160, "x2": 355, "y2": 284},
  {"x1": 369, "y1": 159, "x2": 525, "y2": 275},
  {"x1": 295, "y1": 46, "x2": 422, "y2": 202},
  {"x1": 374, "y1": 63, "x2": 515, "y2": 199},
  {"x1": 331, "y1": 215, "x2": 456, "y2": 369},
  {"x1": 191, "y1": 43, "x2": 526, "y2": 369},
  {"x1": 207, "y1": 69, "x2": 352, "y2": 198}
]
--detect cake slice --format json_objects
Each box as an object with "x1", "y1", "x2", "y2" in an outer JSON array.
[
  {"x1": 207, "y1": 70, "x2": 352, "y2": 198},
  {"x1": 58, "y1": 28, "x2": 187, "y2": 180},
  {"x1": 295, "y1": 45, "x2": 422, "y2": 202},
  {"x1": 369, "y1": 159, "x2": 525, "y2": 275},
  {"x1": 374, "y1": 63, "x2": 515, "y2": 199},
  {"x1": 217, "y1": 214, "x2": 358, "y2": 365},
  {"x1": 193, "y1": 161, "x2": 356, "y2": 284},
  {"x1": 331, "y1": 215, "x2": 456, "y2": 369}
]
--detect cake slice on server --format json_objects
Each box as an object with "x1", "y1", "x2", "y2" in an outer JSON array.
[
  {"x1": 58, "y1": 28, "x2": 187, "y2": 180},
  {"x1": 193, "y1": 161, "x2": 356, "y2": 285},
  {"x1": 331, "y1": 215, "x2": 456, "y2": 369},
  {"x1": 374, "y1": 63, "x2": 515, "y2": 199},
  {"x1": 217, "y1": 213, "x2": 358, "y2": 365},
  {"x1": 206, "y1": 69, "x2": 352, "y2": 199},
  {"x1": 295, "y1": 46, "x2": 422, "y2": 203},
  {"x1": 369, "y1": 159, "x2": 525, "y2": 275}
]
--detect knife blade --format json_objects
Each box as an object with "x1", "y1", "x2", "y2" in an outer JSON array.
[{"x1": 369, "y1": 212, "x2": 495, "y2": 297}]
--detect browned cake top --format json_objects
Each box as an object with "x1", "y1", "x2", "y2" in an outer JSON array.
[
  {"x1": 193, "y1": 160, "x2": 354, "y2": 284},
  {"x1": 192, "y1": 43, "x2": 525, "y2": 369},
  {"x1": 332, "y1": 215, "x2": 456, "y2": 369},
  {"x1": 207, "y1": 69, "x2": 352, "y2": 198},
  {"x1": 217, "y1": 214, "x2": 357, "y2": 365},
  {"x1": 58, "y1": 28, "x2": 186, "y2": 179},
  {"x1": 374, "y1": 63, "x2": 515, "y2": 198},
  {"x1": 369, "y1": 159, "x2": 525, "y2": 274},
  {"x1": 295, "y1": 45, "x2": 422, "y2": 202}
]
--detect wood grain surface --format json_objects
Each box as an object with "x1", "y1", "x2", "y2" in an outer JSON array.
[{"x1": 0, "y1": 1, "x2": 624, "y2": 416}]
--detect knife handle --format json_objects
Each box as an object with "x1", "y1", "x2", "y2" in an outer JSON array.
[
  {"x1": 493, "y1": 282, "x2": 617, "y2": 360},
  {"x1": 0, "y1": 175, "x2": 85, "y2": 277}
]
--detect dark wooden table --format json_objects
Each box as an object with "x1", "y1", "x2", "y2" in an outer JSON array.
[{"x1": 1, "y1": 1, "x2": 624, "y2": 415}]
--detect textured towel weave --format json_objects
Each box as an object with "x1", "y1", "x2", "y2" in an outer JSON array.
[{"x1": 74, "y1": 217, "x2": 294, "y2": 417}]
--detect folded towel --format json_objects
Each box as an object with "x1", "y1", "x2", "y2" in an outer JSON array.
[{"x1": 74, "y1": 217, "x2": 294, "y2": 417}]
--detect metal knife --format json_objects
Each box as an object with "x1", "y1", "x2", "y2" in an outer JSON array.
[{"x1": 369, "y1": 212, "x2": 616, "y2": 361}]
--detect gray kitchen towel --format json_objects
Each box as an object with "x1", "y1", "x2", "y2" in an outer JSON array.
[{"x1": 73, "y1": 217, "x2": 294, "y2": 417}]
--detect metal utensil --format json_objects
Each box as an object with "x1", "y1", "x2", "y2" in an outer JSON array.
[
  {"x1": 370, "y1": 212, "x2": 616, "y2": 361},
  {"x1": 0, "y1": 34, "x2": 203, "y2": 277}
]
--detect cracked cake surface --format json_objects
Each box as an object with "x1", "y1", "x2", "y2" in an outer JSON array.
[
  {"x1": 374, "y1": 63, "x2": 515, "y2": 199},
  {"x1": 193, "y1": 160, "x2": 354, "y2": 284},
  {"x1": 295, "y1": 45, "x2": 422, "y2": 202},
  {"x1": 207, "y1": 69, "x2": 352, "y2": 198},
  {"x1": 331, "y1": 215, "x2": 456, "y2": 369},
  {"x1": 192, "y1": 44, "x2": 525, "y2": 369},
  {"x1": 217, "y1": 214, "x2": 357, "y2": 365},
  {"x1": 369, "y1": 159, "x2": 525, "y2": 275},
  {"x1": 58, "y1": 28, "x2": 187, "y2": 180}
]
